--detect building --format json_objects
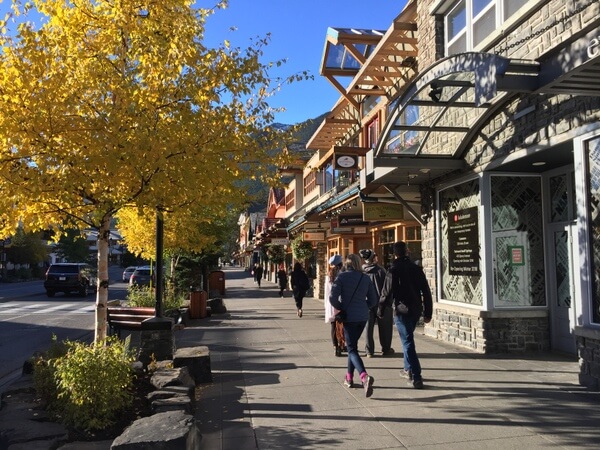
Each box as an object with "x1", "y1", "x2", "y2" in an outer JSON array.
[{"x1": 255, "y1": 0, "x2": 600, "y2": 390}]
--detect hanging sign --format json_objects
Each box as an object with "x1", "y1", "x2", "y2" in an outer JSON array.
[
  {"x1": 303, "y1": 231, "x2": 325, "y2": 241},
  {"x1": 362, "y1": 202, "x2": 404, "y2": 220}
]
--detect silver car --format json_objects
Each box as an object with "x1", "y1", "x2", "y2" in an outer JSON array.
[{"x1": 122, "y1": 266, "x2": 137, "y2": 282}]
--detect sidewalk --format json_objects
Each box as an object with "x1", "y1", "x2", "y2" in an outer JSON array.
[{"x1": 178, "y1": 266, "x2": 600, "y2": 450}]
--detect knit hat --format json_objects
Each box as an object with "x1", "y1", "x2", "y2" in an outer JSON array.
[
  {"x1": 359, "y1": 248, "x2": 374, "y2": 262},
  {"x1": 329, "y1": 254, "x2": 343, "y2": 266}
]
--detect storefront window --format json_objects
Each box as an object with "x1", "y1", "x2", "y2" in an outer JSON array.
[
  {"x1": 491, "y1": 175, "x2": 545, "y2": 307},
  {"x1": 379, "y1": 229, "x2": 396, "y2": 268},
  {"x1": 405, "y1": 225, "x2": 422, "y2": 265},
  {"x1": 440, "y1": 178, "x2": 482, "y2": 305},
  {"x1": 585, "y1": 136, "x2": 600, "y2": 324}
]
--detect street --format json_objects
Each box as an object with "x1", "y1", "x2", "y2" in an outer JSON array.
[{"x1": 0, "y1": 266, "x2": 129, "y2": 395}]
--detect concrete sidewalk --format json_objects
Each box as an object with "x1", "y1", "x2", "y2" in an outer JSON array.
[{"x1": 177, "y1": 266, "x2": 600, "y2": 450}]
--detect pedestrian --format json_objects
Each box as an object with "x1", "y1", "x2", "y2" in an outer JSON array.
[
  {"x1": 252, "y1": 263, "x2": 258, "y2": 284},
  {"x1": 324, "y1": 254, "x2": 345, "y2": 356},
  {"x1": 329, "y1": 254, "x2": 378, "y2": 398},
  {"x1": 254, "y1": 264, "x2": 263, "y2": 288},
  {"x1": 290, "y1": 262, "x2": 310, "y2": 317},
  {"x1": 380, "y1": 241, "x2": 433, "y2": 390},
  {"x1": 359, "y1": 249, "x2": 394, "y2": 357},
  {"x1": 276, "y1": 264, "x2": 288, "y2": 297}
]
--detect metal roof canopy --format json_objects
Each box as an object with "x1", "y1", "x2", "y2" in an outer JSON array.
[{"x1": 374, "y1": 52, "x2": 540, "y2": 170}]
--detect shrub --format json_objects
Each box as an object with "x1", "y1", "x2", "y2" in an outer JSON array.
[
  {"x1": 34, "y1": 336, "x2": 136, "y2": 431},
  {"x1": 127, "y1": 284, "x2": 185, "y2": 312},
  {"x1": 32, "y1": 336, "x2": 69, "y2": 409}
]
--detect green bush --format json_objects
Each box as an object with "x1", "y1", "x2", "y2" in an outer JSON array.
[
  {"x1": 33, "y1": 336, "x2": 136, "y2": 431},
  {"x1": 127, "y1": 284, "x2": 185, "y2": 312},
  {"x1": 32, "y1": 336, "x2": 69, "y2": 409}
]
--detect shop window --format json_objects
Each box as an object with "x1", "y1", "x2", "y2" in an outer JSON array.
[
  {"x1": 440, "y1": 178, "x2": 482, "y2": 305},
  {"x1": 585, "y1": 136, "x2": 600, "y2": 324},
  {"x1": 404, "y1": 225, "x2": 423, "y2": 265},
  {"x1": 325, "y1": 163, "x2": 334, "y2": 192},
  {"x1": 378, "y1": 228, "x2": 396, "y2": 268},
  {"x1": 366, "y1": 117, "x2": 379, "y2": 149},
  {"x1": 491, "y1": 175, "x2": 545, "y2": 308},
  {"x1": 444, "y1": 0, "x2": 522, "y2": 55}
]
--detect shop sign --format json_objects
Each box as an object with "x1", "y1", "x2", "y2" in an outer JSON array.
[
  {"x1": 362, "y1": 202, "x2": 404, "y2": 220},
  {"x1": 270, "y1": 238, "x2": 289, "y2": 246},
  {"x1": 332, "y1": 227, "x2": 352, "y2": 234},
  {"x1": 303, "y1": 231, "x2": 325, "y2": 241},
  {"x1": 354, "y1": 227, "x2": 367, "y2": 234},
  {"x1": 339, "y1": 215, "x2": 368, "y2": 226},
  {"x1": 448, "y1": 206, "x2": 480, "y2": 276},
  {"x1": 509, "y1": 246, "x2": 525, "y2": 266}
]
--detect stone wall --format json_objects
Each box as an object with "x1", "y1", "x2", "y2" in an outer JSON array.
[
  {"x1": 425, "y1": 304, "x2": 550, "y2": 354},
  {"x1": 576, "y1": 327, "x2": 600, "y2": 390}
]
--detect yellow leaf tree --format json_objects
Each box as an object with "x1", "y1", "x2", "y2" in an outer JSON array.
[{"x1": 0, "y1": 0, "x2": 297, "y2": 341}]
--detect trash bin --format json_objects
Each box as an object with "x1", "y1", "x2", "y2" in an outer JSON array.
[
  {"x1": 189, "y1": 290, "x2": 207, "y2": 319},
  {"x1": 209, "y1": 270, "x2": 225, "y2": 296}
]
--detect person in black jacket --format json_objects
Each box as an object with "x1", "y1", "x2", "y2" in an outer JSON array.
[
  {"x1": 380, "y1": 241, "x2": 432, "y2": 389},
  {"x1": 290, "y1": 262, "x2": 310, "y2": 317},
  {"x1": 276, "y1": 264, "x2": 288, "y2": 297},
  {"x1": 359, "y1": 249, "x2": 394, "y2": 358}
]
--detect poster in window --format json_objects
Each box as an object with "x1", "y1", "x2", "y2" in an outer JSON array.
[{"x1": 448, "y1": 206, "x2": 480, "y2": 276}]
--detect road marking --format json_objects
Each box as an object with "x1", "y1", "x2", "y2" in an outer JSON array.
[{"x1": 0, "y1": 303, "x2": 96, "y2": 316}]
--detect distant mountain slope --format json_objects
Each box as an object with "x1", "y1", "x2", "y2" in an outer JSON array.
[{"x1": 244, "y1": 112, "x2": 327, "y2": 212}]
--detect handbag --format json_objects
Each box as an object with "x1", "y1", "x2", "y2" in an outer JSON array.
[
  {"x1": 334, "y1": 274, "x2": 364, "y2": 323},
  {"x1": 395, "y1": 301, "x2": 409, "y2": 315}
]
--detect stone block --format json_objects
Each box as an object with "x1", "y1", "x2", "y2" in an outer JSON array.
[
  {"x1": 150, "y1": 367, "x2": 195, "y2": 391},
  {"x1": 111, "y1": 410, "x2": 200, "y2": 449},
  {"x1": 173, "y1": 346, "x2": 213, "y2": 384}
]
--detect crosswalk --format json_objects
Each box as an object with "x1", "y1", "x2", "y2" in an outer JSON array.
[{"x1": 0, "y1": 302, "x2": 96, "y2": 316}]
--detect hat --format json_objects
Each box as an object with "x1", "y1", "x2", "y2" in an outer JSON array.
[
  {"x1": 329, "y1": 254, "x2": 343, "y2": 266},
  {"x1": 359, "y1": 249, "x2": 374, "y2": 262}
]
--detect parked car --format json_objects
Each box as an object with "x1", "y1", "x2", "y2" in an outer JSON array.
[
  {"x1": 122, "y1": 266, "x2": 137, "y2": 282},
  {"x1": 44, "y1": 263, "x2": 97, "y2": 297},
  {"x1": 129, "y1": 266, "x2": 154, "y2": 287}
]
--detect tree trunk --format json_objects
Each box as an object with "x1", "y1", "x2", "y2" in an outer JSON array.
[{"x1": 94, "y1": 215, "x2": 111, "y2": 342}]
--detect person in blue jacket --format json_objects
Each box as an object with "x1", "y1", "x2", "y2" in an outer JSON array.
[{"x1": 329, "y1": 253, "x2": 378, "y2": 398}]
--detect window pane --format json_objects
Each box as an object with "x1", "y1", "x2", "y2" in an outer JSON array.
[
  {"x1": 447, "y1": 1, "x2": 466, "y2": 40},
  {"x1": 448, "y1": 33, "x2": 467, "y2": 55},
  {"x1": 586, "y1": 136, "x2": 600, "y2": 324},
  {"x1": 503, "y1": 0, "x2": 521, "y2": 20},
  {"x1": 473, "y1": 6, "x2": 495, "y2": 47},
  {"x1": 473, "y1": 0, "x2": 492, "y2": 17}
]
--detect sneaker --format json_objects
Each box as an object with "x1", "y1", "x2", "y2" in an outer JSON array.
[
  {"x1": 382, "y1": 348, "x2": 395, "y2": 356},
  {"x1": 362, "y1": 375, "x2": 374, "y2": 398},
  {"x1": 297, "y1": 309, "x2": 302, "y2": 318},
  {"x1": 400, "y1": 369, "x2": 413, "y2": 381},
  {"x1": 343, "y1": 377, "x2": 353, "y2": 388},
  {"x1": 365, "y1": 353, "x2": 374, "y2": 358},
  {"x1": 413, "y1": 379, "x2": 424, "y2": 389}
]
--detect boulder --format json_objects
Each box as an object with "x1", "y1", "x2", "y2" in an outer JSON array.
[
  {"x1": 173, "y1": 346, "x2": 212, "y2": 384},
  {"x1": 111, "y1": 410, "x2": 200, "y2": 450}
]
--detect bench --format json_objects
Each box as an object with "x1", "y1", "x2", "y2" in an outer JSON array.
[
  {"x1": 107, "y1": 306, "x2": 155, "y2": 337},
  {"x1": 107, "y1": 306, "x2": 184, "y2": 337}
]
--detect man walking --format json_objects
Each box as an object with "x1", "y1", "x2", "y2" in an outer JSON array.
[
  {"x1": 359, "y1": 249, "x2": 394, "y2": 357},
  {"x1": 380, "y1": 241, "x2": 432, "y2": 389}
]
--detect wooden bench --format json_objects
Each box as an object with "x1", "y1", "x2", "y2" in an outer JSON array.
[
  {"x1": 107, "y1": 306, "x2": 184, "y2": 337},
  {"x1": 107, "y1": 306, "x2": 155, "y2": 337}
]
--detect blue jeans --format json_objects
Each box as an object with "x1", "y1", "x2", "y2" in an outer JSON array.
[
  {"x1": 343, "y1": 321, "x2": 367, "y2": 378},
  {"x1": 394, "y1": 314, "x2": 422, "y2": 381}
]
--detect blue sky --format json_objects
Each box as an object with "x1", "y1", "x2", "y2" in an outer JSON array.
[
  {"x1": 0, "y1": 0, "x2": 407, "y2": 125},
  {"x1": 201, "y1": 1, "x2": 407, "y2": 124}
]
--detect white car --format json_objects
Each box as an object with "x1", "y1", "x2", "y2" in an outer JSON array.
[{"x1": 122, "y1": 266, "x2": 137, "y2": 282}]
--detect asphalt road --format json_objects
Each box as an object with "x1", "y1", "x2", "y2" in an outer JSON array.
[{"x1": 0, "y1": 265, "x2": 129, "y2": 396}]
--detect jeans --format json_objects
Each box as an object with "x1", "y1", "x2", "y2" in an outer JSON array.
[
  {"x1": 343, "y1": 321, "x2": 367, "y2": 377},
  {"x1": 394, "y1": 314, "x2": 422, "y2": 381}
]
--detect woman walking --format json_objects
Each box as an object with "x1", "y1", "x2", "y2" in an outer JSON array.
[
  {"x1": 329, "y1": 254, "x2": 378, "y2": 397},
  {"x1": 290, "y1": 262, "x2": 310, "y2": 317},
  {"x1": 324, "y1": 254, "x2": 345, "y2": 356},
  {"x1": 277, "y1": 264, "x2": 288, "y2": 297}
]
